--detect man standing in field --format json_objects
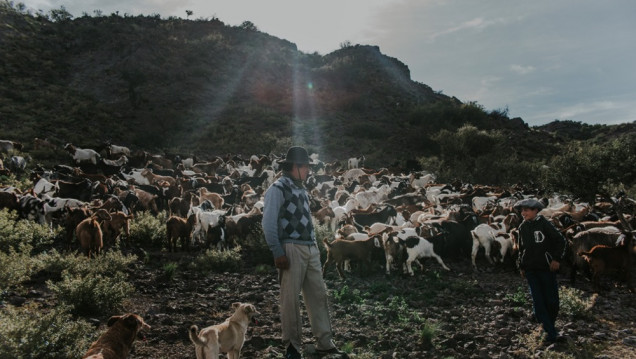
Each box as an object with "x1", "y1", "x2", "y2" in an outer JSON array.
[{"x1": 262, "y1": 146, "x2": 348, "y2": 359}]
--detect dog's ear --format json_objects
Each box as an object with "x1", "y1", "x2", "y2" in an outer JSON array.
[
  {"x1": 231, "y1": 302, "x2": 241, "y2": 309},
  {"x1": 107, "y1": 316, "x2": 122, "y2": 327},
  {"x1": 244, "y1": 304, "x2": 256, "y2": 314}
]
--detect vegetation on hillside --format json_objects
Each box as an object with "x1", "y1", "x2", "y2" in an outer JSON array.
[{"x1": 1, "y1": 1, "x2": 635, "y2": 198}]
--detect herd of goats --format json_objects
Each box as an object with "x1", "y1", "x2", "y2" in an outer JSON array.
[{"x1": 0, "y1": 138, "x2": 634, "y2": 291}]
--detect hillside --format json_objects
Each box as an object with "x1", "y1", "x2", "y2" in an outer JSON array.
[{"x1": 1, "y1": 3, "x2": 636, "y2": 190}]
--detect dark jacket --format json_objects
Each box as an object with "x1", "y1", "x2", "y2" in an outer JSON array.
[{"x1": 517, "y1": 215, "x2": 567, "y2": 271}]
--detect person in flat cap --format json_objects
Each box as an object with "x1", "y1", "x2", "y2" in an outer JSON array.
[
  {"x1": 262, "y1": 146, "x2": 348, "y2": 359},
  {"x1": 513, "y1": 198, "x2": 567, "y2": 345}
]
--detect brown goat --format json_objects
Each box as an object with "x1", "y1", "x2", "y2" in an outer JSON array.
[
  {"x1": 198, "y1": 187, "x2": 224, "y2": 210},
  {"x1": 322, "y1": 235, "x2": 382, "y2": 278},
  {"x1": 76, "y1": 209, "x2": 112, "y2": 258},
  {"x1": 166, "y1": 214, "x2": 196, "y2": 252},
  {"x1": 64, "y1": 206, "x2": 93, "y2": 250},
  {"x1": 101, "y1": 211, "x2": 134, "y2": 247},
  {"x1": 578, "y1": 233, "x2": 633, "y2": 292}
]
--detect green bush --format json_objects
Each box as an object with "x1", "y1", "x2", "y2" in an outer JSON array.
[
  {"x1": 0, "y1": 209, "x2": 59, "y2": 254},
  {"x1": 48, "y1": 271, "x2": 135, "y2": 316},
  {"x1": 0, "y1": 304, "x2": 96, "y2": 359},
  {"x1": 44, "y1": 251, "x2": 137, "y2": 316},
  {"x1": 189, "y1": 246, "x2": 242, "y2": 274},
  {"x1": 38, "y1": 250, "x2": 137, "y2": 278},
  {"x1": 560, "y1": 287, "x2": 596, "y2": 320},
  {"x1": 129, "y1": 210, "x2": 168, "y2": 248},
  {"x1": 0, "y1": 246, "x2": 37, "y2": 291},
  {"x1": 237, "y1": 230, "x2": 272, "y2": 266}
]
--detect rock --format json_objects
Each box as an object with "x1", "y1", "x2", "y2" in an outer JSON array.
[
  {"x1": 622, "y1": 336, "x2": 636, "y2": 346},
  {"x1": 478, "y1": 348, "x2": 490, "y2": 358},
  {"x1": 593, "y1": 331, "x2": 608, "y2": 340},
  {"x1": 453, "y1": 332, "x2": 472, "y2": 342},
  {"x1": 7, "y1": 296, "x2": 26, "y2": 306}
]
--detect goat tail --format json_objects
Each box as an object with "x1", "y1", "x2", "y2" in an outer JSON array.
[
  {"x1": 322, "y1": 236, "x2": 332, "y2": 248},
  {"x1": 189, "y1": 325, "x2": 207, "y2": 347}
]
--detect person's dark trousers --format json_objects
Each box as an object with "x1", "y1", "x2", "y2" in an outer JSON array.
[{"x1": 525, "y1": 270, "x2": 559, "y2": 341}]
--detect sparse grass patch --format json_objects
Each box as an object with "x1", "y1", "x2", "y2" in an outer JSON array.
[
  {"x1": 340, "y1": 341, "x2": 355, "y2": 354},
  {"x1": 254, "y1": 264, "x2": 272, "y2": 274},
  {"x1": 417, "y1": 317, "x2": 438, "y2": 349},
  {"x1": 559, "y1": 287, "x2": 596, "y2": 320},
  {"x1": 162, "y1": 262, "x2": 178, "y2": 281},
  {"x1": 332, "y1": 285, "x2": 363, "y2": 304},
  {"x1": 0, "y1": 303, "x2": 97, "y2": 359},
  {"x1": 189, "y1": 246, "x2": 242, "y2": 274},
  {"x1": 505, "y1": 285, "x2": 529, "y2": 307}
]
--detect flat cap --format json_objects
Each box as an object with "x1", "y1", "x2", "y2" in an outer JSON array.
[{"x1": 513, "y1": 198, "x2": 545, "y2": 210}]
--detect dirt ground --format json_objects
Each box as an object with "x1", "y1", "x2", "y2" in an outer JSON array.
[{"x1": 113, "y1": 249, "x2": 636, "y2": 359}]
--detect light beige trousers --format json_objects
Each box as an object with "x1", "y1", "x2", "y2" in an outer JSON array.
[{"x1": 279, "y1": 242, "x2": 336, "y2": 352}]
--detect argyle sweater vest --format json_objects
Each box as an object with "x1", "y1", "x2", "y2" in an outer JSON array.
[{"x1": 272, "y1": 176, "x2": 315, "y2": 243}]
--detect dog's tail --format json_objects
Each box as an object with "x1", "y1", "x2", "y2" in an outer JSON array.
[
  {"x1": 323, "y1": 236, "x2": 332, "y2": 248},
  {"x1": 188, "y1": 325, "x2": 207, "y2": 347}
]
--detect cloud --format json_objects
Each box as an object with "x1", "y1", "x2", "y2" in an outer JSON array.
[
  {"x1": 510, "y1": 65, "x2": 535, "y2": 75},
  {"x1": 428, "y1": 16, "x2": 506, "y2": 40}
]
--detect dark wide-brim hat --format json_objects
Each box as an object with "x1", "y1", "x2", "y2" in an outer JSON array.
[
  {"x1": 513, "y1": 198, "x2": 545, "y2": 210},
  {"x1": 277, "y1": 146, "x2": 310, "y2": 165}
]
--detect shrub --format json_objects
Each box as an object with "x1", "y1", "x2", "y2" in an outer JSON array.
[
  {"x1": 48, "y1": 271, "x2": 135, "y2": 316},
  {"x1": 129, "y1": 211, "x2": 168, "y2": 248},
  {"x1": 0, "y1": 209, "x2": 59, "y2": 254},
  {"x1": 44, "y1": 251, "x2": 137, "y2": 316},
  {"x1": 0, "y1": 246, "x2": 37, "y2": 291},
  {"x1": 560, "y1": 287, "x2": 596, "y2": 320},
  {"x1": 238, "y1": 231, "x2": 272, "y2": 266},
  {"x1": 0, "y1": 303, "x2": 96, "y2": 359},
  {"x1": 38, "y1": 250, "x2": 137, "y2": 279},
  {"x1": 189, "y1": 246, "x2": 242, "y2": 274}
]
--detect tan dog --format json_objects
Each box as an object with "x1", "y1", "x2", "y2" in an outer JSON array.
[
  {"x1": 82, "y1": 313, "x2": 150, "y2": 359},
  {"x1": 189, "y1": 302, "x2": 259, "y2": 359}
]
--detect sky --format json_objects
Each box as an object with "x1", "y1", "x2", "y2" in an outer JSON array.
[{"x1": 20, "y1": 0, "x2": 636, "y2": 126}]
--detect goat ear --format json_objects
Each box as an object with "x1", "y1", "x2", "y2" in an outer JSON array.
[{"x1": 107, "y1": 315, "x2": 122, "y2": 327}]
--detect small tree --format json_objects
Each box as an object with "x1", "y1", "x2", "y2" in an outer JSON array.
[
  {"x1": 49, "y1": 6, "x2": 72, "y2": 22},
  {"x1": 185, "y1": 10, "x2": 193, "y2": 19},
  {"x1": 239, "y1": 20, "x2": 258, "y2": 31}
]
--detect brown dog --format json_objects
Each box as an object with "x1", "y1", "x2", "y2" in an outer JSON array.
[
  {"x1": 82, "y1": 313, "x2": 150, "y2": 359},
  {"x1": 189, "y1": 302, "x2": 259, "y2": 359}
]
